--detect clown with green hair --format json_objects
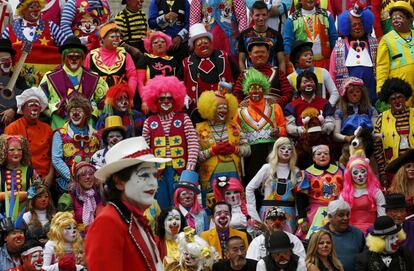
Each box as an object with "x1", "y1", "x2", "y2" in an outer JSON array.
[{"x1": 234, "y1": 68, "x2": 287, "y2": 187}]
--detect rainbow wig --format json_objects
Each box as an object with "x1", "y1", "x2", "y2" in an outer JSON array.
[
  {"x1": 338, "y1": 8, "x2": 374, "y2": 36},
  {"x1": 242, "y1": 68, "x2": 270, "y2": 95},
  {"x1": 105, "y1": 83, "x2": 133, "y2": 108},
  {"x1": 198, "y1": 91, "x2": 238, "y2": 121},
  {"x1": 142, "y1": 75, "x2": 186, "y2": 113},
  {"x1": 342, "y1": 157, "x2": 381, "y2": 208},
  {"x1": 173, "y1": 187, "x2": 203, "y2": 215},
  {"x1": 144, "y1": 31, "x2": 173, "y2": 54},
  {"x1": 212, "y1": 177, "x2": 248, "y2": 217}
]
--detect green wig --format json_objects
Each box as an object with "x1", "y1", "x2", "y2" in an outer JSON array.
[{"x1": 242, "y1": 68, "x2": 270, "y2": 95}]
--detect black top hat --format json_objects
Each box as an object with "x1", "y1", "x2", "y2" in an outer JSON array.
[
  {"x1": 382, "y1": 193, "x2": 408, "y2": 209},
  {"x1": 266, "y1": 230, "x2": 294, "y2": 253},
  {"x1": 59, "y1": 36, "x2": 88, "y2": 54},
  {"x1": 0, "y1": 39, "x2": 16, "y2": 57},
  {"x1": 247, "y1": 37, "x2": 270, "y2": 52},
  {"x1": 290, "y1": 40, "x2": 313, "y2": 66},
  {"x1": 386, "y1": 149, "x2": 414, "y2": 173},
  {"x1": 371, "y1": 216, "x2": 401, "y2": 236}
]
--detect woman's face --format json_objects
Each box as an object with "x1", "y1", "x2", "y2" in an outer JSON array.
[
  {"x1": 317, "y1": 234, "x2": 332, "y2": 258},
  {"x1": 7, "y1": 141, "x2": 23, "y2": 167},
  {"x1": 151, "y1": 37, "x2": 168, "y2": 56},
  {"x1": 224, "y1": 190, "x2": 241, "y2": 206},
  {"x1": 214, "y1": 101, "x2": 228, "y2": 124},
  {"x1": 346, "y1": 85, "x2": 362, "y2": 104},
  {"x1": 278, "y1": 143, "x2": 293, "y2": 163},
  {"x1": 63, "y1": 224, "x2": 78, "y2": 243},
  {"x1": 312, "y1": 146, "x2": 330, "y2": 167},
  {"x1": 34, "y1": 192, "x2": 49, "y2": 210},
  {"x1": 405, "y1": 162, "x2": 414, "y2": 180},
  {"x1": 78, "y1": 166, "x2": 96, "y2": 191},
  {"x1": 351, "y1": 166, "x2": 368, "y2": 185},
  {"x1": 164, "y1": 209, "x2": 181, "y2": 237}
]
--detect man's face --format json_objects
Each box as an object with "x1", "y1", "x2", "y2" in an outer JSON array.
[
  {"x1": 194, "y1": 37, "x2": 213, "y2": 58},
  {"x1": 391, "y1": 10, "x2": 411, "y2": 33},
  {"x1": 179, "y1": 189, "x2": 195, "y2": 208},
  {"x1": 301, "y1": 0, "x2": 315, "y2": 10},
  {"x1": 299, "y1": 76, "x2": 316, "y2": 96},
  {"x1": 296, "y1": 50, "x2": 313, "y2": 69},
  {"x1": 22, "y1": 99, "x2": 41, "y2": 122},
  {"x1": 107, "y1": 130, "x2": 124, "y2": 147},
  {"x1": 252, "y1": 8, "x2": 269, "y2": 27},
  {"x1": 249, "y1": 84, "x2": 264, "y2": 102},
  {"x1": 64, "y1": 51, "x2": 83, "y2": 72},
  {"x1": 164, "y1": 209, "x2": 181, "y2": 237},
  {"x1": 151, "y1": 38, "x2": 168, "y2": 56},
  {"x1": 346, "y1": 85, "x2": 362, "y2": 104},
  {"x1": 224, "y1": 190, "x2": 241, "y2": 207},
  {"x1": 405, "y1": 162, "x2": 414, "y2": 180},
  {"x1": 389, "y1": 93, "x2": 406, "y2": 113},
  {"x1": 103, "y1": 31, "x2": 121, "y2": 50},
  {"x1": 22, "y1": 249, "x2": 44, "y2": 271},
  {"x1": 225, "y1": 239, "x2": 247, "y2": 269},
  {"x1": 312, "y1": 146, "x2": 330, "y2": 167},
  {"x1": 329, "y1": 210, "x2": 350, "y2": 232},
  {"x1": 214, "y1": 204, "x2": 231, "y2": 230},
  {"x1": 115, "y1": 92, "x2": 130, "y2": 112},
  {"x1": 0, "y1": 52, "x2": 12, "y2": 74},
  {"x1": 69, "y1": 107, "x2": 86, "y2": 127},
  {"x1": 23, "y1": 1, "x2": 41, "y2": 22},
  {"x1": 158, "y1": 92, "x2": 174, "y2": 114},
  {"x1": 265, "y1": 217, "x2": 286, "y2": 232},
  {"x1": 249, "y1": 45, "x2": 269, "y2": 68},
  {"x1": 127, "y1": 0, "x2": 144, "y2": 10},
  {"x1": 386, "y1": 208, "x2": 407, "y2": 225},
  {"x1": 5, "y1": 230, "x2": 25, "y2": 252},
  {"x1": 271, "y1": 250, "x2": 291, "y2": 269},
  {"x1": 349, "y1": 16, "x2": 364, "y2": 39},
  {"x1": 384, "y1": 233, "x2": 401, "y2": 253},
  {"x1": 214, "y1": 101, "x2": 228, "y2": 124}
]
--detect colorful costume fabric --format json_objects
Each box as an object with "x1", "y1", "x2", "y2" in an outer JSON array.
[
  {"x1": 334, "y1": 104, "x2": 378, "y2": 136},
  {"x1": 200, "y1": 227, "x2": 248, "y2": 258},
  {"x1": 41, "y1": 0, "x2": 64, "y2": 24},
  {"x1": 178, "y1": 204, "x2": 209, "y2": 235},
  {"x1": 96, "y1": 110, "x2": 145, "y2": 138},
  {"x1": 0, "y1": 1, "x2": 12, "y2": 34},
  {"x1": 115, "y1": 7, "x2": 147, "y2": 52},
  {"x1": 377, "y1": 0, "x2": 414, "y2": 35},
  {"x1": 348, "y1": 192, "x2": 385, "y2": 233}
]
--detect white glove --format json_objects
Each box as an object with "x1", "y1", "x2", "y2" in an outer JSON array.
[
  {"x1": 322, "y1": 122, "x2": 335, "y2": 135},
  {"x1": 184, "y1": 95, "x2": 191, "y2": 110},
  {"x1": 79, "y1": 36, "x2": 89, "y2": 45}
]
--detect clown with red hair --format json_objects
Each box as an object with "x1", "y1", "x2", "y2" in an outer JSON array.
[
  {"x1": 142, "y1": 75, "x2": 199, "y2": 209},
  {"x1": 96, "y1": 83, "x2": 145, "y2": 138},
  {"x1": 341, "y1": 156, "x2": 385, "y2": 233}
]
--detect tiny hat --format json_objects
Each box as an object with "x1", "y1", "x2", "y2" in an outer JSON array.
[
  {"x1": 386, "y1": 149, "x2": 414, "y2": 173},
  {"x1": 0, "y1": 39, "x2": 16, "y2": 56},
  {"x1": 59, "y1": 36, "x2": 87, "y2": 54},
  {"x1": 382, "y1": 193, "x2": 408, "y2": 209},
  {"x1": 290, "y1": 40, "x2": 313, "y2": 65},
  {"x1": 265, "y1": 206, "x2": 287, "y2": 220},
  {"x1": 371, "y1": 216, "x2": 401, "y2": 236},
  {"x1": 103, "y1": 115, "x2": 127, "y2": 134},
  {"x1": 95, "y1": 136, "x2": 171, "y2": 180},
  {"x1": 175, "y1": 170, "x2": 200, "y2": 194},
  {"x1": 16, "y1": 87, "x2": 48, "y2": 114},
  {"x1": 247, "y1": 37, "x2": 270, "y2": 52},
  {"x1": 188, "y1": 23, "x2": 213, "y2": 50},
  {"x1": 339, "y1": 77, "x2": 365, "y2": 96},
  {"x1": 20, "y1": 239, "x2": 43, "y2": 256},
  {"x1": 100, "y1": 22, "x2": 120, "y2": 39},
  {"x1": 266, "y1": 230, "x2": 293, "y2": 253},
  {"x1": 350, "y1": 0, "x2": 367, "y2": 17},
  {"x1": 389, "y1": 1, "x2": 414, "y2": 17},
  {"x1": 27, "y1": 180, "x2": 48, "y2": 199},
  {"x1": 71, "y1": 161, "x2": 95, "y2": 179}
]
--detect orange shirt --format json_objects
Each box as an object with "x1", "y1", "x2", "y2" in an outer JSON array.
[{"x1": 5, "y1": 117, "x2": 53, "y2": 177}]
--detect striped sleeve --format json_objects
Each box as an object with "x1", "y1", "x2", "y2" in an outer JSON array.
[
  {"x1": 373, "y1": 114, "x2": 386, "y2": 176},
  {"x1": 2, "y1": 25, "x2": 9, "y2": 39},
  {"x1": 183, "y1": 114, "x2": 199, "y2": 170},
  {"x1": 59, "y1": 0, "x2": 77, "y2": 37},
  {"x1": 49, "y1": 21, "x2": 67, "y2": 46}
]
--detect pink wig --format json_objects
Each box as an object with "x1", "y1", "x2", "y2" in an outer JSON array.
[
  {"x1": 142, "y1": 75, "x2": 186, "y2": 113},
  {"x1": 143, "y1": 31, "x2": 172, "y2": 54},
  {"x1": 105, "y1": 83, "x2": 133, "y2": 107},
  {"x1": 173, "y1": 187, "x2": 203, "y2": 214},
  {"x1": 212, "y1": 177, "x2": 248, "y2": 216},
  {"x1": 342, "y1": 157, "x2": 381, "y2": 208}
]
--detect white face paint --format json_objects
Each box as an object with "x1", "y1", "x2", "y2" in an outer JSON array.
[
  {"x1": 124, "y1": 162, "x2": 158, "y2": 208},
  {"x1": 351, "y1": 167, "x2": 368, "y2": 185},
  {"x1": 164, "y1": 209, "x2": 181, "y2": 237},
  {"x1": 179, "y1": 189, "x2": 195, "y2": 208},
  {"x1": 107, "y1": 130, "x2": 124, "y2": 147},
  {"x1": 30, "y1": 250, "x2": 44, "y2": 270},
  {"x1": 0, "y1": 52, "x2": 12, "y2": 74},
  {"x1": 215, "y1": 103, "x2": 228, "y2": 123},
  {"x1": 63, "y1": 224, "x2": 78, "y2": 243},
  {"x1": 183, "y1": 250, "x2": 200, "y2": 267},
  {"x1": 69, "y1": 107, "x2": 86, "y2": 127},
  {"x1": 224, "y1": 190, "x2": 241, "y2": 207},
  {"x1": 214, "y1": 204, "x2": 231, "y2": 230},
  {"x1": 116, "y1": 93, "x2": 129, "y2": 112},
  {"x1": 278, "y1": 144, "x2": 293, "y2": 162},
  {"x1": 384, "y1": 233, "x2": 400, "y2": 253}
]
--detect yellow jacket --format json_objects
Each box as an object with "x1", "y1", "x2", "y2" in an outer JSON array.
[{"x1": 200, "y1": 227, "x2": 249, "y2": 258}]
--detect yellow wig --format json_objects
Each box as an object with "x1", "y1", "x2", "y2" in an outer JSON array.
[
  {"x1": 16, "y1": 0, "x2": 46, "y2": 17},
  {"x1": 198, "y1": 91, "x2": 238, "y2": 122},
  {"x1": 366, "y1": 230, "x2": 406, "y2": 253}
]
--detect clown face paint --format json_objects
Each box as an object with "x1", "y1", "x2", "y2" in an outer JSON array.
[
  {"x1": 78, "y1": 166, "x2": 96, "y2": 191},
  {"x1": 389, "y1": 93, "x2": 406, "y2": 113},
  {"x1": 23, "y1": 99, "x2": 41, "y2": 123},
  {"x1": 103, "y1": 31, "x2": 121, "y2": 50},
  {"x1": 349, "y1": 16, "x2": 364, "y2": 39},
  {"x1": 214, "y1": 102, "x2": 228, "y2": 124},
  {"x1": 152, "y1": 38, "x2": 168, "y2": 56},
  {"x1": 384, "y1": 233, "x2": 401, "y2": 253},
  {"x1": 23, "y1": 1, "x2": 41, "y2": 22},
  {"x1": 115, "y1": 92, "x2": 130, "y2": 112},
  {"x1": 63, "y1": 224, "x2": 78, "y2": 243},
  {"x1": 23, "y1": 249, "x2": 44, "y2": 271},
  {"x1": 0, "y1": 52, "x2": 12, "y2": 74},
  {"x1": 313, "y1": 146, "x2": 330, "y2": 167},
  {"x1": 64, "y1": 51, "x2": 83, "y2": 72},
  {"x1": 183, "y1": 250, "x2": 200, "y2": 267},
  {"x1": 346, "y1": 85, "x2": 362, "y2": 104},
  {"x1": 391, "y1": 11, "x2": 411, "y2": 33},
  {"x1": 164, "y1": 209, "x2": 181, "y2": 237},
  {"x1": 351, "y1": 167, "x2": 368, "y2": 186},
  {"x1": 271, "y1": 250, "x2": 292, "y2": 269},
  {"x1": 34, "y1": 192, "x2": 49, "y2": 210},
  {"x1": 179, "y1": 189, "x2": 195, "y2": 208},
  {"x1": 249, "y1": 84, "x2": 264, "y2": 102},
  {"x1": 7, "y1": 141, "x2": 23, "y2": 168},
  {"x1": 158, "y1": 92, "x2": 174, "y2": 114},
  {"x1": 194, "y1": 37, "x2": 213, "y2": 58},
  {"x1": 107, "y1": 130, "x2": 124, "y2": 147},
  {"x1": 214, "y1": 204, "x2": 231, "y2": 230},
  {"x1": 296, "y1": 50, "x2": 313, "y2": 69},
  {"x1": 124, "y1": 162, "x2": 158, "y2": 209},
  {"x1": 69, "y1": 107, "x2": 86, "y2": 127},
  {"x1": 278, "y1": 144, "x2": 293, "y2": 163},
  {"x1": 224, "y1": 190, "x2": 241, "y2": 207},
  {"x1": 78, "y1": 17, "x2": 98, "y2": 34},
  {"x1": 300, "y1": 77, "x2": 316, "y2": 96},
  {"x1": 5, "y1": 230, "x2": 25, "y2": 252}
]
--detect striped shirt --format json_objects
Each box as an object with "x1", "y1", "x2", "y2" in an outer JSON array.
[{"x1": 115, "y1": 8, "x2": 147, "y2": 45}]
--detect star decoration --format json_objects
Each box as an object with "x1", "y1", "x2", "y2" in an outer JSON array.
[
  {"x1": 173, "y1": 137, "x2": 180, "y2": 144},
  {"x1": 156, "y1": 138, "x2": 162, "y2": 145},
  {"x1": 177, "y1": 160, "x2": 184, "y2": 167},
  {"x1": 15, "y1": 39, "x2": 22, "y2": 45},
  {"x1": 39, "y1": 36, "x2": 49, "y2": 46},
  {"x1": 78, "y1": 6, "x2": 85, "y2": 12},
  {"x1": 156, "y1": 149, "x2": 162, "y2": 156},
  {"x1": 175, "y1": 149, "x2": 182, "y2": 155},
  {"x1": 322, "y1": 210, "x2": 328, "y2": 217},
  {"x1": 173, "y1": 175, "x2": 180, "y2": 182}
]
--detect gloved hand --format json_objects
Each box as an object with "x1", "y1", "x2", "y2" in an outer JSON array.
[
  {"x1": 211, "y1": 142, "x2": 226, "y2": 155},
  {"x1": 222, "y1": 143, "x2": 236, "y2": 155}
]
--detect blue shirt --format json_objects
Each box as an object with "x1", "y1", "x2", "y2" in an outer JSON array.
[{"x1": 0, "y1": 244, "x2": 19, "y2": 271}]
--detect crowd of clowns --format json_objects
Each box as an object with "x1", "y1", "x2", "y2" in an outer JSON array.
[{"x1": 0, "y1": 0, "x2": 414, "y2": 269}]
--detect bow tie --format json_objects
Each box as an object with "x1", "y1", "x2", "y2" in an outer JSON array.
[
  {"x1": 26, "y1": 22, "x2": 38, "y2": 27},
  {"x1": 350, "y1": 40, "x2": 367, "y2": 51}
]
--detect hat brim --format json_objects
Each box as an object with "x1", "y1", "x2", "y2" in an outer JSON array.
[
  {"x1": 174, "y1": 183, "x2": 201, "y2": 194},
  {"x1": 103, "y1": 125, "x2": 127, "y2": 134},
  {"x1": 290, "y1": 41, "x2": 313, "y2": 63},
  {"x1": 95, "y1": 156, "x2": 171, "y2": 180},
  {"x1": 189, "y1": 32, "x2": 213, "y2": 49},
  {"x1": 386, "y1": 149, "x2": 414, "y2": 173},
  {"x1": 371, "y1": 224, "x2": 401, "y2": 236},
  {"x1": 390, "y1": 6, "x2": 414, "y2": 17},
  {"x1": 59, "y1": 44, "x2": 88, "y2": 54},
  {"x1": 0, "y1": 47, "x2": 16, "y2": 57},
  {"x1": 381, "y1": 203, "x2": 408, "y2": 209},
  {"x1": 268, "y1": 243, "x2": 293, "y2": 253}
]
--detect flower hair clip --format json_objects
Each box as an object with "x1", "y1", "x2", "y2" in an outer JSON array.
[{"x1": 216, "y1": 176, "x2": 229, "y2": 189}]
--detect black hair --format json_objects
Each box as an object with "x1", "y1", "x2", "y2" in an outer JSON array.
[
  {"x1": 378, "y1": 77, "x2": 413, "y2": 102},
  {"x1": 225, "y1": 236, "x2": 245, "y2": 249},
  {"x1": 390, "y1": 8, "x2": 413, "y2": 20},
  {"x1": 102, "y1": 127, "x2": 126, "y2": 146},
  {"x1": 293, "y1": 46, "x2": 313, "y2": 66},
  {"x1": 252, "y1": 1, "x2": 268, "y2": 12},
  {"x1": 212, "y1": 201, "x2": 232, "y2": 214},
  {"x1": 104, "y1": 163, "x2": 140, "y2": 202},
  {"x1": 296, "y1": 70, "x2": 318, "y2": 91},
  {"x1": 156, "y1": 207, "x2": 187, "y2": 239}
]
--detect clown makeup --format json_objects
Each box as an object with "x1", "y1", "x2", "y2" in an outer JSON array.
[
  {"x1": 194, "y1": 37, "x2": 213, "y2": 58},
  {"x1": 78, "y1": 17, "x2": 98, "y2": 34},
  {"x1": 349, "y1": 16, "x2": 364, "y2": 39},
  {"x1": 224, "y1": 190, "x2": 241, "y2": 207},
  {"x1": 158, "y1": 92, "x2": 174, "y2": 114},
  {"x1": 278, "y1": 144, "x2": 293, "y2": 163},
  {"x1": 296, "y1": 50, "x2": 313, "y2": 69},
  {"x1": 0, "y1": 52, "x2": 12, "y2": 74},
  {"x1": 300, "y1": 76, "x2": 316, "y2": 95},
  {"x1": 34, "y1": 192, "x2": 49, "y2": 210},
  {"x1": 23, "y1": 99, "x2": 41, "y2": 122},
  {"x1": 5, "y1": 230, "x2": 25, "y2": 252},
  {"x1": 265, "y1": 217, "x2": 285, "y2": 231},
  {"x1": 351, "y1": 167, "x2": 368, "y2": 186},
  {"x1": 23, "y1": 1, "x2": 41, "y2": 22},
  {"x1": 249, "y1": 45, "x2": 269, "y2": 68},
  {"x1": 116, "y1": 92, "x2": 130, "y2": 112},
  {"x1": 389, "y1": 93, "x2": 406, "y2": 113},
  {"x1": 63, "y1": 224, "x2": 78, "y2": 243},
  {"x1": 346, "y1": 85, "x2": 362, "y2": 104},
  {"x1": 249, "y1": 84, "x2": 264, "y2": 102},
  {"x1": 301, "y1": 0, "x2": 315, "y2": 10},
  {"x1": 103, "y1": 31, "x2": 121, "y2": 50},
  {"x1": 164, "y1": 209, "x2": 181, "y2": 237},
  {"x1": 214, "y1": 102, "x2": 228, "y2": 124},
  {"x1": 313, "y1": 145, "x2": 330, "y2": 167},
  {"x1": 124, "y1": 162, "x2": 158, "y2": 209},
  {"x1": 405, "y1": 162, "x2": 414, "y2": 180},
  {"x1": 107, "y1": 130, "x2": 124, "y2": 147},
  {"x1": 64, "y1": 52, "x2": 83, "y2": 72},
  {"x1": 77, "y1": 166, "x2": 96, "y2": 191},
  {"x1": 317, "y1": 234, "x2": 332, "y2": 258},
  {"x1": 151, "y1": 38, "x2": 167, "y2": 56},
  {"x1": 391, "y1": 11, "x2": 410, "y2": 33},
  {"x1": 69, "y1": 107, "x2": 86, "y2": 127},
  {"x1": 183, "y1": 250, "x2": 199, "y2": 267},
  {"x1": 271, "y1": 250, "x2": 291, "y2": 268},
  {"x1": 7, "y1": 141, "x2": 23, "y2": 168},
  {"x1": 29, "y1": 250, "x2": 44, "y2": 271},
  {"x1": 179, "y1": 189, "x2": 195, "y2": 208},
  {"x1": 214, "y1": 204, "x2": 231, "y2": 230},
  {"x1": 384, "y1": 233, "x2": 401, "y2": 253}
]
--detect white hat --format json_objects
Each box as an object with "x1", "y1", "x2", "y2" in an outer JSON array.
[
  {"x1": 16, "y1": 87, "x2": 48, "y2": 114},
  {"x1": 95, "y1": 136, "x2": 171, "y2": 180},
  {"x1": 188, "y1": 23, "x2": 213, "y2": 49}
]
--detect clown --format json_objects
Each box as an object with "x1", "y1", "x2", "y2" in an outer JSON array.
[
  {"x1": 341, "y1": 156, "x2": 385, "y2": 233},
  {"x1": 234, "y1": 68, "x2": 287, "y2": 186},
  {"x1": 23, "y1": 181, "x2": 55, "y2": 245},
  {"x1": 157, "y1": 207, "x2": 186, "y2": 260},
  {"x1": 0, "y1": 216, "x2": 26, "y2": 270},
  {"x1": 246, "y1": 137, "x2": 308, "y2": 233},
  {"x1": 356, "y1": 216, "x2": 413, "y2": 270},
  {"x1": 51, "y1": 95, "x2": 100, "y2": 197},
  {"x1": 42, "y1": 212, "x2": 84, "y2": 270},
  {"x1": 196, "y1": 89, "x2": 250, "y2": 206},
  {"x1": 164, "y1": 226, "x2": 217, "y2": 271},
  {"x1": 96, "y1": 83, "x2": 145, "y2": 138},
  {"x1": 213, "y1": 176, "x2": 249, "y2": 231},
  {"x1": 142, "y1": 76, "x2": 199, "y2": 209},
  {"x1": 173, "y1": 170, "x2": 209, "y2": 234},
  {"x1": 6, "y1": 239, "x2": 44, "y2": 271}
]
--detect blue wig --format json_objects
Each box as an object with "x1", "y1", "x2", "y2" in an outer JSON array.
[{"x1": 338, "y1": 8, "x2": 374, "y2": 36}]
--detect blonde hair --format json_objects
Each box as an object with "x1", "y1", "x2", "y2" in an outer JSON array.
[
  {"x1": 265, "y1": 137, "x2": 298, "y2": 187},
  {"x1": 366, "y1": 230, "x2": 406, "y2": 253},
  {"x1": 389, "y1": 164, "x2": 413, "y2": 195},
  {"x1": 306, "y1": 231, "x2": 344, "y2": 271},
  {"x1": 198, "y1": 91, "x2": 238, "y2": 122},
  {"x1": 48, "y1": 212, "x2": 83, "y2": 261}
]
